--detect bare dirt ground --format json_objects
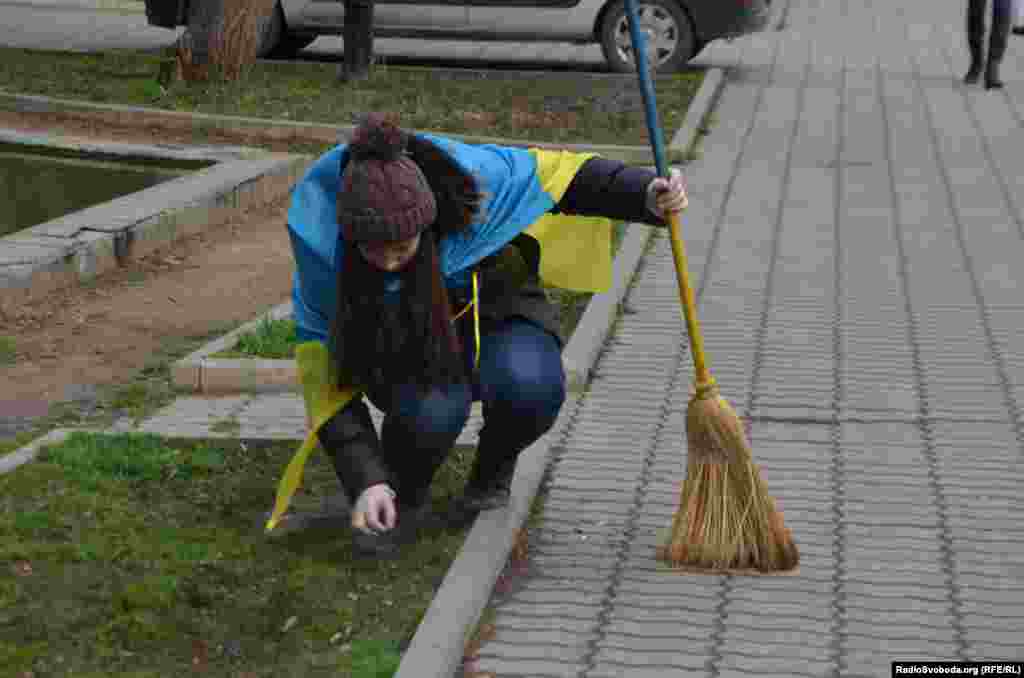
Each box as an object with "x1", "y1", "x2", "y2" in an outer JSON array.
[{"x1": 0, "y1": 110, "x2": 312, "y2": 435}]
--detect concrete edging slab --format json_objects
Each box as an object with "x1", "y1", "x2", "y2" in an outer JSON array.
[
  {"x1": 0, "y1": 126, "x2": 312, "y2": 309},
  {"x1": 395, "y1": 66, "x2": 726, "y2": 678}
]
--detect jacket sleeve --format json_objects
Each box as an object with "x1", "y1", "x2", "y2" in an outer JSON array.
[
  {"x1": 316, "y1": 398, "x2": 392, "y2": 506},
  {"x1": 552, "y1": 157, "x2": 667, "y2": 227}
]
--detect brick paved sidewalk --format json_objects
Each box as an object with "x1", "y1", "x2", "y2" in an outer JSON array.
[{"x1": 471, "y1": 0, "x2": 1024, "y2": 676}]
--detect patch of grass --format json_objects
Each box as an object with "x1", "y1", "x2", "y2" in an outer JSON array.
[
  {"x1": 215, "y1": 316, "x2": 298, "y2": 359},
  {"x1": 0, "y1": 48, "x2": 704, "y2": 146},
  {"x1": 0, "y1": 335, "x2": 15, "y2": 365},
  {"x1": 0, "y1": 432, "x2": 476, "y2": 676}
]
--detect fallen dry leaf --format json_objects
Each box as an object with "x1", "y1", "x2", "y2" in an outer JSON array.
[
  {"x1": 281, "y1": 616, "x2": 298, "y2": 633},
  {"x1": 510, "y1": 110, "x2": 578, "y2": 131},
  {"x1": 460, "y1": 111, "x2": 499, "y2": 130},
  {"x1": 192, "y1": 639, "x2": 209, "y2": 670},
  {"x1": 12, "y1": 561, "x2": 33, "y2": 577},
  {"x1": 509, "y1": 528, "x2": 529, "y2": 564}
]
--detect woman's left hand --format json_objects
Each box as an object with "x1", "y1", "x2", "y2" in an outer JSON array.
[{"x1": 646, "y1": 168, "x2": 689, "y2": 219}]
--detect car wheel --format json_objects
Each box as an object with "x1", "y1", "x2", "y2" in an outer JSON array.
[
  {"x1": 600, "y1": 0, "x2": 697, "y2": 73},
  {"x1": 254, "y1": 1, "x2": 285, "y2": 59}
]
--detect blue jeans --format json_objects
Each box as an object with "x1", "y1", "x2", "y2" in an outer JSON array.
[{"x1": 363, "y1": 317, "x2": 566, "y2": 506}]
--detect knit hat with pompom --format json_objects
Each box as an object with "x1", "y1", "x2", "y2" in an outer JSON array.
[{"x1": 337, "y1": 113, "x2": 438, "y2": 243}]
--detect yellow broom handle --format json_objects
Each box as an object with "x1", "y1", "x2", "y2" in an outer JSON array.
[{"x1": 666, "y1": 211, "x2": 711, "y2": 386}]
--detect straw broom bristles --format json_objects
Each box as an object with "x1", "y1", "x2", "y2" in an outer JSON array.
[{"x1": 656, "y1": 380, "x2": 799, "y2": 573}]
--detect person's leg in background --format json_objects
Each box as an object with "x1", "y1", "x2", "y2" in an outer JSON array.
[
  {"x1": 1013, "y1": 0, "x2": 1024, "y2": 35},
  {"x1": 987, "y1": 0, "x2": 1012, "y2": 88},
  {"x1": 454, "y1": 317, "x2": 567, "y2": 520},
  {"x1": 966, "y1": 0, "x2": 987, "y2": 84}
]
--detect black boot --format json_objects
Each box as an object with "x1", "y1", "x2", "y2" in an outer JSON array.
[
  {"x1": 965, "y1": 0, "x2": 985, "y2": 84},
  {"x1": 985, "y1": 59, "x2": 1005, "y2": 89},
  {"x1": 448, "y1": 453, "x2": 518, "y2": 527},
  {"x1": 964, "y1": 56, "x2": 984, "y2": 84},
  {"x1": 985, "y1": 0, "x2": 1009, "y2": 89}
]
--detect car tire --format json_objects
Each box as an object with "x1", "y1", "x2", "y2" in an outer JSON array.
[
  {"x1": 599, "y1": 0, "x2": 697, "y2": 73},
  {"x1": 254, "y1": 1, "x2": 285, "y2": 59}
]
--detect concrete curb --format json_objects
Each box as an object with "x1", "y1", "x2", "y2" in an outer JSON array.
[
  {"x1": 395, "y1": 66, "x2": 727, "y2": 678},
  {"x1": 0, "y1": 127, "x2": 312, "y2": 310},
  {"x1": 0, "y1": 90, "x2": 681, "y2": 165},
  {"x1": 170, "y1": 300, "x2": 296, "y2": 394}
]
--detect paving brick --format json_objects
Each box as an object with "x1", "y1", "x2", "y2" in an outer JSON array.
[
  {"x1": 841, "y1": 608, "x2": 956, "y2": 630},
  {"x1": 602, "y1": 615, "x2": 721, "y2": 639},
  {"x1": 722, "y1": 597, "x2": 834, "y2": 621},
  {"x1": 541, "y1": 489, "x2": 635, "y2": 509},
  {"x1": 963, "y1": 644, "x2": 1024, "y2": 662},
  {"x1": 841, "y1": 621, "x2": 957, "y2": 644},
  {"x1": 587, "y1": 665, "x2": 712, "y2": 678},
  {"x1": 611, "y1": 587, "x2": 722, "y2": 611},
  {"x1": 955, "y1": 574, "x2": 1024, "y2": 592},
  {"x1": 959, "y1": 627, "x2": 1024, "y2": 649},
  {"x1": 949, "y1": 540, "x2": 1024, "y2": 560},
  {"x1": 839, "y1": 499, "x2": 945, "y2": 520},
  {"x1": 475, "y1": 636, "x2": 590, "y2": 661},
  {"x1": 471, "y1": 656, "x2": 583, "y2": 678},
  {"x1": 497, "y1": 601, "x2": 603, "y2": 620},
  {"x1": 841, "y1": 568, "x2": 949, "y2": 588},
  {"x1": 841, "y1": 580, "x2": 952, "y2": 602},
  {"x1": 614, "y1": 573, "x2": 725, "y2": 597},
  {"x1": 727, "y1": 588, "x2": 835, "y2": 612},
  {"x1": 717, "y1": 653, "x2": 836, "y2": 677},
  {"x1": 843, "y1": 635, "x2": 962, "y2": 658},
  {"x1": 590, "y1": 646, "x2": 713, "y2": 670},
  {"x1": 957, "y1": 585, "x2": 1024, "y2": 606},
  {"x1": 490, "y1": 614, "x2": 600, "y2": 635},
  {"x1": 838, "y1": 650, "x2": 952, "y2": 676},
  {"x1": 599, "y1": 633, "x2": 716, "y2": 655},
  {"x1": 720, "y1": 624, "x2": 833, "y2": 650}
]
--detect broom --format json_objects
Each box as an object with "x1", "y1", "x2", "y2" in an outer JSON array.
[{"x1": 621, "y1": 2, "x2": 799, "y2": 574}]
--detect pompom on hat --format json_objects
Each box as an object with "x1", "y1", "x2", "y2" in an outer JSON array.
[{"x1": 337, "y1": 113, "x2": 438, "y2": 243}]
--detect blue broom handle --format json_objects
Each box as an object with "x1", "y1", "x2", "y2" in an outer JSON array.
[{"x1": 623, "y1": 0, "x2": 668, "y2": 178}]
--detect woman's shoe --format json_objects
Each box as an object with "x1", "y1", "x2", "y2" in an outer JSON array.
[
  {"x1": 964, "y1": 61, "x2": 983, "y2": 84},
  {"x1": 1013, "y1": 26, "x2": 1024, "y2": 36},
  {"x1": 985, "y1": 61, "x2": 1005, "y2": 90},
  {"x1": 447, "y1": 457, "x2": 517, "y2": 527}
]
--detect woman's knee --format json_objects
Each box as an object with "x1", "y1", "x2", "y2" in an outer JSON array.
[
  {"x1": 481, "y1": 320, "x2": 566, "y2": 419},
  {"x1": 385, "y1": 382, "x2": 473, "y2": 438}
]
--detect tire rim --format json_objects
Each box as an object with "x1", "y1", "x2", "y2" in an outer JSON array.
[{"x1": 613, "y1": 3, "x2": 681, "y2": 69}]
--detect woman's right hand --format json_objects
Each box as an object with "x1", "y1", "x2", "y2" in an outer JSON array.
[{"x1": 352, "y1": 483, "x2": 397, "y2": 534}]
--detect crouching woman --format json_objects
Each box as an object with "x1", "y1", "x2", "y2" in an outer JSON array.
[{"x1": 278, "y1": 113, "x2": 688, "y2": 557}]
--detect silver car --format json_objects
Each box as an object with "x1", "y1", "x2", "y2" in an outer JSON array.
[{"x1": 146, "y1": 0, "x2": 771, "y2": 73}]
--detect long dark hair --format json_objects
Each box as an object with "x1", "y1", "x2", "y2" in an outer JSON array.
[{"x1": 330, "y1": 131, "x2": 486, "y2": 394}]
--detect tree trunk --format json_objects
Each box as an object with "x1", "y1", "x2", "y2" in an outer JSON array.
[{"x1": 175, "y1": 0, "x2": 277, "y2": 82}]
